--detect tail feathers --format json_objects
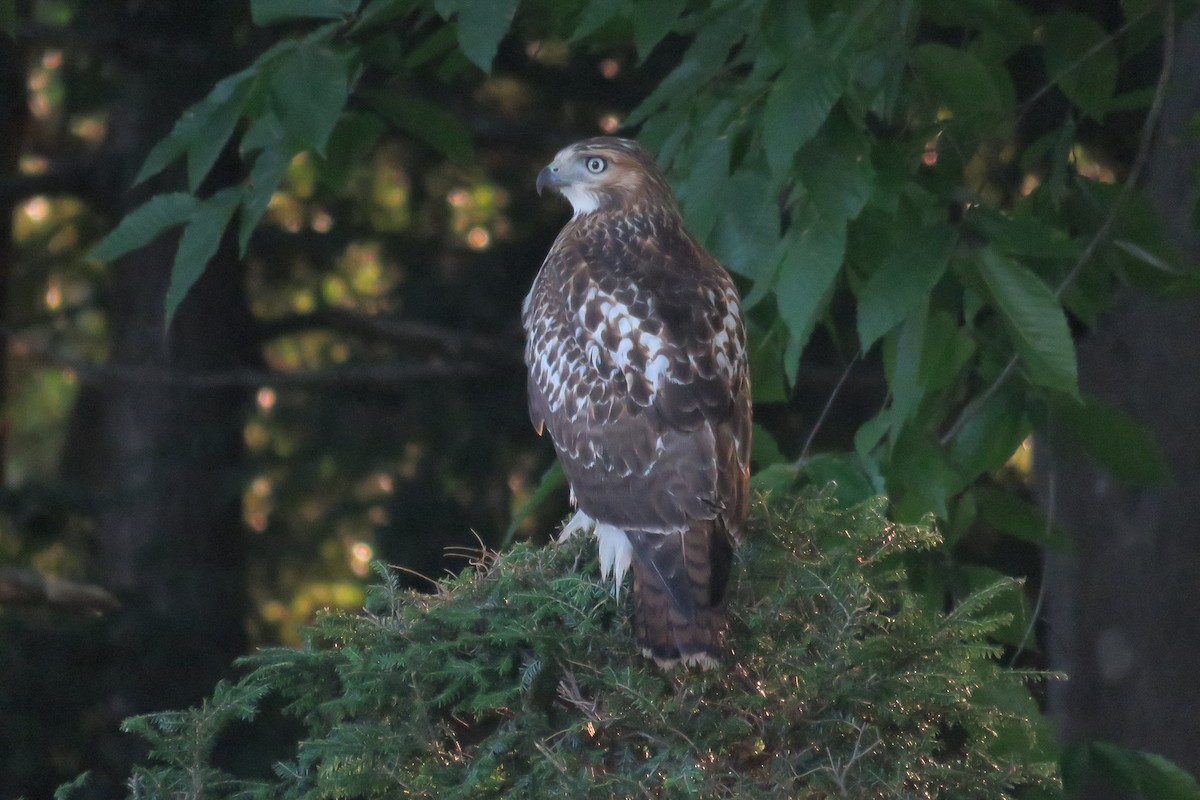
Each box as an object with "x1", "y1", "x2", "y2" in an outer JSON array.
[{"x1": 627, "y1": 522, "x2": 732, "y2": 669}]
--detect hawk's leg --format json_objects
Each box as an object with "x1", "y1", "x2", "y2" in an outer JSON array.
[
  {"x1": 557, "y1": 510, "x2": 632, "y2": 598},
  {"x1": 557, "y1": 509, "x2": 595, "y2": 543}
]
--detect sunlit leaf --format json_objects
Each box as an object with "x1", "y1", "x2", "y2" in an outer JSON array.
[
  {"x1": 434, "y1": 0, "x2": 519, "y2": 71},
  {"x1": 269, "y1": 42, "x2": 353, "y2": 155},
  {"x1": 762, "y1": 52, "x2": 842, "y2": 181},
  {"x1": 856, "y1": 224, "x2": 957, "y2": 350},
  {"x1": 976, "y1": 247, "x2": 1079, "y2": 396},
  {"x1": 165, "y1": 188, "x2": 241, "y2": 329},
  {"x1": 1041, "y1": 11, "x2": 1118, "y2": 121},
  {"x1": 91, "y1": 193, "x2": 197, "y2": 262},
  {"x1": 362, "y1": 90, "x2": 473, "y2": 163},
  {"x1": 252, "y1": 0, "x2": 359, "y2": 26}
]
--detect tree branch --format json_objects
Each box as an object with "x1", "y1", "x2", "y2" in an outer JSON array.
[
  {"x1": 257, "y1": 308, "x2": 523, "y2": 363},
  {"x1": 0, "y1": 568, "x2": 119, "y2": 612}
]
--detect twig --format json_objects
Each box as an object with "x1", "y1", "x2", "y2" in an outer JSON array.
[{"x1": 799, "y1": 353, "x2": 859, "y2": 461}]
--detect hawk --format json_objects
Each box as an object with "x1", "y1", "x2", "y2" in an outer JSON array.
[{"x1": 522, "y1": 137, "x2": 751, "y2": 668}]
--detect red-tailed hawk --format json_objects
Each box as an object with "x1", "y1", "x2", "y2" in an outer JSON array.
[{"x1": 523, "y1": 137, "x2": 751, "y2": 668}]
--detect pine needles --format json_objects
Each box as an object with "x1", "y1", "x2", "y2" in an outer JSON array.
[{"x1": 80, "y1": 492, "x2": 1061, "y2": 799}]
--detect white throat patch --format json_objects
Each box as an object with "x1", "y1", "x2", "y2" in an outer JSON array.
[{"x1": 562, "y1": 185, "x2": 600, "y2": 217}]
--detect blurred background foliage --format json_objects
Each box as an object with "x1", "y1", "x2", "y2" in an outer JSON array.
[{"x1": 1, "y1": 0, "x2": 1199, "y2": 797}]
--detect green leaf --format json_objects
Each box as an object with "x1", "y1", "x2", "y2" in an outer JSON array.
[
  {"x1": 747, "y1": 319, "x2": 787, "y2": 403},
  {"x1": 318, "y1": 111, "x2": 387, "y2": 190},
  {"x1": 239, "y1": 146, "x2": 293, "y2": 254},
  {"x1": 948, "y1": 389, "x2": 1028, "y2": 482},
  {"x1": 434, "y1": 0, "x2": 519, "y2": 71},
  {"x1": 968, "y1": 208, "x2": 1080, "y2": 260},
  {"x1": 710, "y1": 168, "x2": 779, "y2": 282},
  {"x1": 909, "y1": 42, "x2": 1011, "y2": 135},
  {"x1": 0, "y1": 0, "x2": 16, "y2": 37},
  {"x1": 186, "y1": 81, "x2": 251, "y2": 193},
  {"x1": 269, "y1": 41, "x2": 353, "y2": 155},
  {"x1": 883, "y1": 302, "x2": 927, "y2": 435},
  {"x1": 750, "y1": 423, "x2": 784, "y2": 467},
  {"x1": 502, "y1": 461, "x2": 564, "y2": 547},
  {"x1": 252, "y1": 0, "x2": 359, "y2": 25},
  {"x1": 1087, "y1": 742, "x2": 1200, "y2": 799},
  {"x1": 570, "y1": 0, "x2": 626, "y2": 41},
  {"x1": 762, "y1": 52, "x2": 843, "y2": 181},
  {"x1": 976, "y1": 247, "x2": 1079, "y2": 396},
  {"x1": 919, "y1": 310, "x2": 976, "y2": 391},
  {"x1": 975, "y1": 485, "x2": 1071, "y2": 550},
  {"x1": 165, "y1": 188, "x2": 241, "y2": 329},
  {"x1": 889, "y1": 427, "x2": 963, "y2": 521},
  {"x1": 774, "y1": 211, "x2": 847, "y2": 386},
  {"x1": 856, "y1": 224, "x2": 957, "y2": 350},
  {"x1": 632, "y1": 0, "x2": 684, "y2": 61},
  {"x1": 136, "y1": 69, "x2": 256, "y2": 186},
  {"x1": 362, "y1": 90, "x2": 473, "y2": 163},
  {"x1": 1041, "y1": 11, "x2": 1118, "y2": 121},
  {"x1": 677, "y1": 136, "x2": 730, "y2": 245},
  {"x1": 625, "y1": 19, "x2": 744, "y2": 127},
  {"x1": 91, "y1": 193, "x2": 198, "y2": 262},
  {"x1": 795, "y1": 111, "x2": 874, "y2": 221},
  {"x1": 749, "y1": 462, "x2": 799, "y2": 495},
  {"x1": 1051, "y1": 395, "x2": 1172, "y2": 486},
  {"x1": 801, "y1": 453, "x2": 875, "y2": 507},
  {"x1": 350, "y1": 0, "x2": 412, "y2": 34}
]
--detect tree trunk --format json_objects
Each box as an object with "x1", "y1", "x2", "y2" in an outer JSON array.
[
  {"x1": 0, "y1": 23, "x2": 29, "y2": 481},
  {"x1": 55, "y1": 0, "x2": 258, "y2": 780},
  {"x1": 1043, "y1": 11, "x2": 1200, "y2": 790}
]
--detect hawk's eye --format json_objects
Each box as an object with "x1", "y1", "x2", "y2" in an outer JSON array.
[{"x1": 585, "y1": 156, "x2": 607, "y2": 174}]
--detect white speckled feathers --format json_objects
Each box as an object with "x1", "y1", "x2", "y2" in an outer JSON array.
[{"x1": 523, "y1": 136, "x2": 751, "y2": 668}]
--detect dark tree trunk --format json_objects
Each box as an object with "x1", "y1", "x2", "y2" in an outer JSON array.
[
  {"x1": 0, "y1": 24, "x2": 29, "y2": 481},
  {"x1": 1043, "y1": 12, "x2": 1200, "y2": 791},
  {"x1": 52, "y1": 0, "x2": 258, "y2": 783}
]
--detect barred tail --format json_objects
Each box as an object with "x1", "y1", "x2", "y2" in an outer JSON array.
[{"x1": 628, "y1": 521, "x2": 733, "y2": 669}]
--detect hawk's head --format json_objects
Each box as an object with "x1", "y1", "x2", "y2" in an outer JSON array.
[{"x1": 536, "y1": 137, "x2": 677, "y2": 217}]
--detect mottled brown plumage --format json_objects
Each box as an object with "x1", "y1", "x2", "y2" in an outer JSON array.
[{"x1": 523, "y1": 137, "x2": 750, "y2": 668}]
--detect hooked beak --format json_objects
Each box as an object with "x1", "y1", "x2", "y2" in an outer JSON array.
[{"x1": 536, "y1": 162, "x2": 563, "y2": 196}]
